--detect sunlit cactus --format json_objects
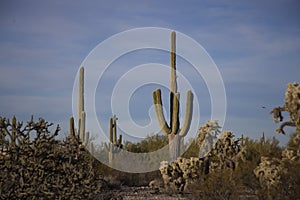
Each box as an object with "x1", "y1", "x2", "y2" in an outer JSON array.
[
  {"x1": 152, "y1": 31, "x2": 193, "y2": 162},
  {"x1": 78, "y1": 66, "x2": 86, "y2": 144},
  {"x1": 254, "y1": 156, "x2": 282, "y2": 195},
  {"x1": 270, "y1": 82, "x2": 300, "y2": 134},
  {"x1": 197, "y1": 120, "x2": 221, "y2": 158},
  {"x1": 159, "y1": 157, "x2": 204, "y2": 192},
  {"x1": 211, "y1": 131, "x2": 245, "y2": 170}
]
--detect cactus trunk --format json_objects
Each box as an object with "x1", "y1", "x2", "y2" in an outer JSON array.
[
  {"x1": 78, "y1": 67, "x2": 85, "y2": 143},
  {"x1": 78, "y1": 67, "x2": 84, "y2": 118},
  {"x1": 77, "y1": 67, "x2": 89, "y2": 146},
  {"x1": 170, "y1": 31, "x2": 179, "y2": 134},
  {"x1": 168, "y1": 133, "x2": 181, "y2": 162}
]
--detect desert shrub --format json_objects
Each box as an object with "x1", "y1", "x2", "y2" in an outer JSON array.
[
  {"x1": 0, "y1": 116, "x2": 103, "y2": 199},
  {"x1": 199, "y1": 168, "x2": 239, "y2": 200},
  {"x1": 124, "y1": 134, "x2": 168, "y2": 153},
  {"x1": 182, "y1": 138, "x2": 199, "y2": 158},
  {"x1": 94, "y1": 134, "x2": 168, "y2": 187},
  {"x1": 254, "y1": 132, "x2": 300, "y2": 200},
  {"x1": 243, "y1": 136, "x2": 282, "y2": 165},
  {"x1": 96, "y1": 162, "x2": 161, "y2": 187}
]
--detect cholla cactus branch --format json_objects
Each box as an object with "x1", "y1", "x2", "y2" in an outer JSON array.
[{"x1": 271, "y1": 82, "x2": 300, "y2": 134}]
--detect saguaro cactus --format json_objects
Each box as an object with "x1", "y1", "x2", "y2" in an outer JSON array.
[
  {"x1": 70, "y1": 67, "x2": 91, "y2": 149},
  {"x1": 152, "y1": 31, "x2": 193, "y2": 161},
  {"x1": 106, "y1": 115, "x2": 122, "y2": 166},
  {"x1": 78, "y1": 67, "x2": 86, "y2": 144}
]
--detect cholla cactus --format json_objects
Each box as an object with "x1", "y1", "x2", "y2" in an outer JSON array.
[
  {"x1": 210, "y1": 131, "x2": 245, "y2": 170},
  {"x1": 282, "y1": 149, "x2": 298, "y2": 161},
  {"x1": 159, "y1": 157, "x2": 204, "y2": 192},
  {"x1": 159, "y1": 128, "x2": 246, "y2": 193},
  {"x1": 197, "y1": 120, "x2": 221, "y2": 158},
  {"x1": 0, "y1": 116, "x2": 102, "y2": 199},
  {"x1": 283, "y1": 132, "x2": 300, "y2": 161},
  {"x1": 254, "y1": 132, "x2": 300, "y2": 198},
  {"x1": 254, "y1": 157, "x2": 283, "y2": 192},
  {"x1": 214, "y1": 131, "x2": 241, "y2": 156},
  {"x1": 196, "y1": 122, "x2": 245, "y2": 171},
  {"x1": 270, "y1": 82, "x2": 300, "y2": 134}
]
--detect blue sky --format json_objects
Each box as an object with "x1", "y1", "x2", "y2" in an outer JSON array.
[{"x1": 0, "y1": 0, "x2": 300, "y2": 145}]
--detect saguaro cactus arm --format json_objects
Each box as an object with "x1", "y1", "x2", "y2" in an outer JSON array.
[
  {"x1": 69, "y1": 117, "x2": 76, "y2": 140},
  {"x1": 113, "y1": 115, "x2": 118, "y2": 144},
  {"x1": 84, "y1": 131, "x2": 89, "y2": 146},
  {"x1": 152, "y1": 89, "x2": 171, "y2": 134},
  {"x1": 117, "y1": 134, "x2": 123, "y2": 148},
  {"x1": 179, "y1": 90, "x2": 194, "y2": 136},
  {"x1": 109, "y1": 117, "x2": 113, "y2": 142}
]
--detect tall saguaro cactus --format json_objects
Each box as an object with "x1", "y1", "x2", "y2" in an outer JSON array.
[
  {"x1": 78, "y1": 67, "x2": 86, "y2": 144},
  {"x1": 69, "y1": 67, "x2": 91, "y2": 150},
  {"x1": 152, "y1": 31, "x2": 193, "y2": 161},
  {"x1": 106, "y1": 115, "x2": 122, "y2": 166}
]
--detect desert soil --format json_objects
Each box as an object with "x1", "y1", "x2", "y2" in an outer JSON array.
[{"x1": 96, "y1": 186, "x2": 190, "y2": 200}]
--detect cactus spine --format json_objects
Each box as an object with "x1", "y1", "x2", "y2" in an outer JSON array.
[
  {"x1": 152, "y1": 31, "x2": 193, "y2": 161},
  {"x1": 107, "y1": 115, "x2": 122, "y2": 166}
]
